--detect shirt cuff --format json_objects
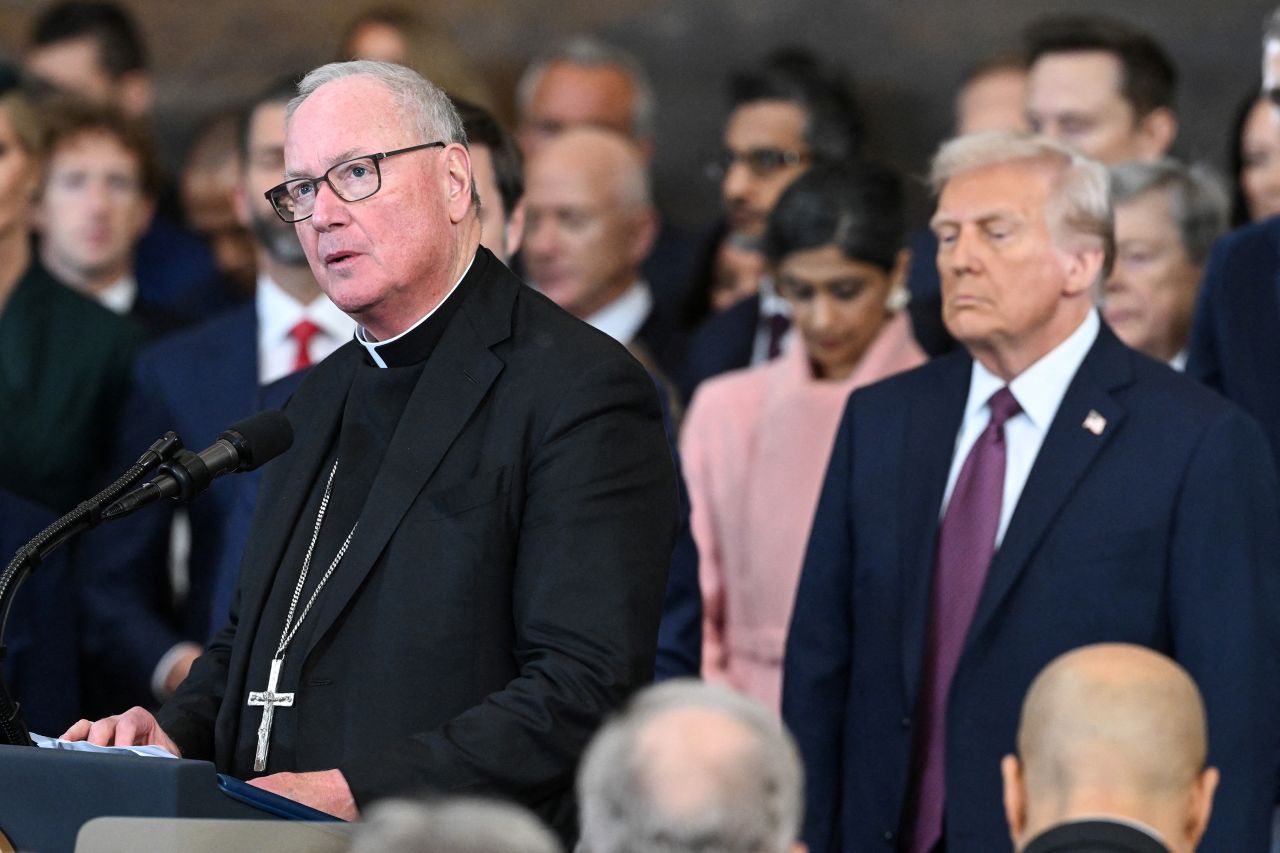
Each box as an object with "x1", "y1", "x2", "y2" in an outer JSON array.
[{"x1": 152, "y1": 641, "x2": 203, "y2": 702}]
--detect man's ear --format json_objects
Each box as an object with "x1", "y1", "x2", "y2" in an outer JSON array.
[
  {"x1": 444, "y1": 144, "x2": 473, "y2": 225},
  {"x1": 628, "y1": 206, "x2": 659, "y2": 267},
  {"x1": 1134, "y1": 106, "x2": 1177, "y2": 161},
  {"x1": 1001, "y1": 754, "x2": 1028, "y2": 849},
  {"x1": 1062, "y1": 245, "x2": 1105, "y2": 298},
  {"x1": 1186, "y1": 766, "x2": 1219, "y2": 849},
  {"x1": 116, "y1": 70, "x2": 154, "y2": 119}
]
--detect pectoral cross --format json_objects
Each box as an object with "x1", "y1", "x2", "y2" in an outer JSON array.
[{"x1": 248, "y1": 657, "x2": 294, "y2": 772}]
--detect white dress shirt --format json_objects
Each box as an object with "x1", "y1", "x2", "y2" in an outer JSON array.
[
  {"x1": 257, "y1": 274, "x2": 356, "y2": 384},
  {"x1": 750, "y1": 274, "x2": 793, "y2": 365},
  {"x1": 584, "y1": 280, "x2": 653, "y2": 345},
  {"x1": 940, "y1": 309, "x2": 1100, "y2": 547},
  {"x1": 96, "y1": 275, "x2": 138, "y2": 315}
]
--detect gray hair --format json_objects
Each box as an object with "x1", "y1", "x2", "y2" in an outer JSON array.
[
  {"x1": 1109, "y1": 158, "x2": 1229, "y2": 265},
  {"x1": 576, "y1": 679, "x2": 804, "y2": 853},
  {"x1": 516, "y1": 36, "x2": 657, "y2": 141},
  {"x1": 931, "y1": 130, "x2": 1115, "y2": 280},
  {"x1": 288, "y1": 60, "x2": 467, "y2": 147},
  {"x1": 348, "y1": 797, "x2": 562, "y2": 853}
]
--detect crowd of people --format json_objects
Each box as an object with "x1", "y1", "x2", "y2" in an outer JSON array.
[{"x1": 2, "y1": 2, "x2": 1280, "y2": 852}]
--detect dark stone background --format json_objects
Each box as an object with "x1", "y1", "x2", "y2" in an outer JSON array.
[{"x1": 0, "y1": 0, "x2": 1272, "y2": 228}]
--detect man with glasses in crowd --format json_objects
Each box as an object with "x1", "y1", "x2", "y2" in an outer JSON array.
[
  {"x1": 679, "y1": 49, "x2": 862, "y2": 400},
  {"x1": 61, "y1": 60, "x2": 678, "y2": 845}
]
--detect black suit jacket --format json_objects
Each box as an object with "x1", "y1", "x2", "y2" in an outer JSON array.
[
  {"x1": 157, "y1": 249, "x2": 680, "y2": 839},
  {"x1": 1024, "y1": 819, "x2": 1171, "y2": 853}
]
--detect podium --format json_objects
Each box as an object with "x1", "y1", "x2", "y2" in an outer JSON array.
[{"x1": 0, "y1": 745, "x2": 347, "y2": 853}]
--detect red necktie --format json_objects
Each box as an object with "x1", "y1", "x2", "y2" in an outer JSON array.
[
  {"x1": 907, "y1": 386, "x2": 1021, "y2": 853},
  {"x1": 289, "y1": 319, "x2": 321, "y2": 372}
]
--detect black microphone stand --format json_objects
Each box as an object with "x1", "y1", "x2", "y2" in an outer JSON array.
[{"x1": 0, "y1": 433, "x2": 182, "y2": 747}]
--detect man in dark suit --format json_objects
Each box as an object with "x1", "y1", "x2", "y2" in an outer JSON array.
[
  {"x1": 76, "y1": 78, "x2": 354, "y2": 716},
  {"x1": 782, "y1": 131, "x2": 1280, "y2": 853},
  {"x1": 1002, "y1": 644, "x2": 1218, "y2": 853},
  {"x1": 522, "y1": 126, "x2": 686, "y2": 382},
  {"x1": 64, "y1": 60, "x2": 678, "y2": 842}
]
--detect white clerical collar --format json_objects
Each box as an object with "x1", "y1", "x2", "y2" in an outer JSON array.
[
  {"x1": 583, "y1": 279, "x2": 653, "y2": 346},
  {"x1": 97, "y1": 275, "x2": 138, "y2": 315},
  {"x1": 357, "y1": 252, "x2": 474, "y2": 368},
  {"x1": 256, "y1": 273, "x2": 355, "y2": 346},
  {"x1": 965, "y1": 308, "x2": 1100, "y2": 433}
]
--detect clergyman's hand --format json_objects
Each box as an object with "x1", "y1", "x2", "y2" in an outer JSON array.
[
  {"x1": 249, "y1": 769, "x2": 359, "y2": 820},
  {"x1": 60, "y1": 707, "x2": 182, "y2": 756}
]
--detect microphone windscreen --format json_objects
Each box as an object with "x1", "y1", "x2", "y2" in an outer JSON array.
[{"x1": 221, "y1": 410, "x2": 294, "y2": 471}]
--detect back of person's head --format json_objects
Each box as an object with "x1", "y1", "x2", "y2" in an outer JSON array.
[
  {"x1": 577, "y1": 679, "x2": 805, "y2": 853},
  {"x1": 1023, "y1": 15, "x2": 1176, "y2": 119},
  {"x1": 347, "y1": 796, "x2": 562, "y2": 853},
  {"x1": 30, "y1": 1, "x2": 147, "y2": 76},
  {"x1": 762, "y1": 160, "x2": 904, "y2": 273},
  {"x1": 454, "y1": 96, "x2": 524, "y2": 218},
  {"x1": 1002, "y1": 644, "x2": 1219, "y2": 853},
  {"x1": 728, "y1": 47, "x2": 864, "y2": 165}
]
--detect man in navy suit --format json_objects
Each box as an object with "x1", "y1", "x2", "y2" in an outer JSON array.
[
  {"x1": 782, "y1": 131, "x2": 1280, "y2": 853},
  {"x1": 77, "y1": 78, "x2": 355, "y2": 714}
]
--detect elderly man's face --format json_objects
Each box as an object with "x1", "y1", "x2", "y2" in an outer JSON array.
[
  {"x1": 517, "y1": 62, "x2": 636, "y2": 159},
  {"x1": 1103, "y1": 189, "x2": 1200, "y2": 363},
  {"x1": 932, "y1": 160, "x2": 1089, "y2": 374},
  {"x1": 522, "y1": 135, "x2": 653, "y2": 320},
  {"x1": 285, "y1": 76, "x2": 456, "y2": 337},
  {"x1": 1027, "y1": 51, "x2": 1153, "y2": 165}
]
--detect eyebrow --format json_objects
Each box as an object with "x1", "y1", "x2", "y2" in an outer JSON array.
[
  {"x1": 930, "y1": 210, "x2": 1020, "y2": 232},
  {"x1": 284, "y1": 147, "x2": 365, "y2": 180}
]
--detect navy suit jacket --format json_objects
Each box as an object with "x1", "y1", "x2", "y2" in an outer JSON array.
[
  {"x1": 783, "y1": 323, "x2": 1280, "y2": 853},
  {"x1": 1186, "y1": 216, "x2": 1280, "y2": 476},
  {"x1": 79, "y1": 303, "x2": 269, "y2": 711},
  {"x1": 678, "y1": 292, "x2": 759, "y2": 402}
]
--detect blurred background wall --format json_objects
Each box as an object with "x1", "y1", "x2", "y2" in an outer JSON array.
[{"x1": 0, "y1": 0, "x2": 1272, "y2": 228}]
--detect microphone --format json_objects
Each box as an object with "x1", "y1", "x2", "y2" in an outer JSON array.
[{"x1": 103, "y1": 411, "x2": 293, "y2": 520}]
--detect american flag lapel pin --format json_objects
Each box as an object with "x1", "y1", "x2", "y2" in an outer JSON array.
[{"x1": 1082, "y1": 409, "x2": 1107, "y2": 435}]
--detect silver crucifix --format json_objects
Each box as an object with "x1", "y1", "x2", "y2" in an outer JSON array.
[{"x1": 248, "y1": 657, "x2": 294, "y2": 772}]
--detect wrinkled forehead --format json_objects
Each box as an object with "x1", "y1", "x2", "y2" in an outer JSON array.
[{"x1": 284, "y1": 77, "x2": 416, "y2": 173}]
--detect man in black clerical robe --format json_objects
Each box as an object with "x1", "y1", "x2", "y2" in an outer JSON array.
[{"x1": 64, "y1": 60, "x2": 679, "y2": 844}]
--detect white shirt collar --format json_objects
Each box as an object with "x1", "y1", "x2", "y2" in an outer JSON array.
[
  {"x1": 97, "y1": 275, "x2": 138, "y2": 315},
  {"x1": 964, "y1": 308, "x2": 1100, "y2": 432},
  {"x1": 583, "y1": 280, "x2": 653, "y2": 345},
  {"x1": 356, "y1": 252, "x2": 474, "y2": 368},
  {"x1": 1169, "y1": 348, "x2": 1188, "y2": 372}
]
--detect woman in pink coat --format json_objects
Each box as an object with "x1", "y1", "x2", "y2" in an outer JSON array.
[{"x1": 681, "y1": 163, "x2": 927, "y2": 711}]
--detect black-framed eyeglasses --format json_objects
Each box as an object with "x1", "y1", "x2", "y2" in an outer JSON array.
[
  {"x1": 704, "y1": 147, "x2": 811, "y2": 182},
  {"x1": 264, "y1": 141, "x2": 445, "y2": 223}
]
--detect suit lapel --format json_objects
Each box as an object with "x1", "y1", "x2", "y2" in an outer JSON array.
[
  {"x1": 227, "y1": 350, "x2": 355, "y2": 675},
  {"x1": 964, "y1": 326, "x2": 1131, "y2": 648},
  {"x1": 899, "y1": 353, "x2": 971, "y2": 703},
  {"x1": 297, "y1": 258, "x2": 512, "y2": 661}
]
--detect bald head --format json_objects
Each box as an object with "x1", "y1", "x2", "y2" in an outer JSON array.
[
  {"x1": 1003, "y1": 644, "x2": 1218, "y2": 852},
  {"x1": 521, "y1": 127, "x2": 657, "y2": 320}
]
